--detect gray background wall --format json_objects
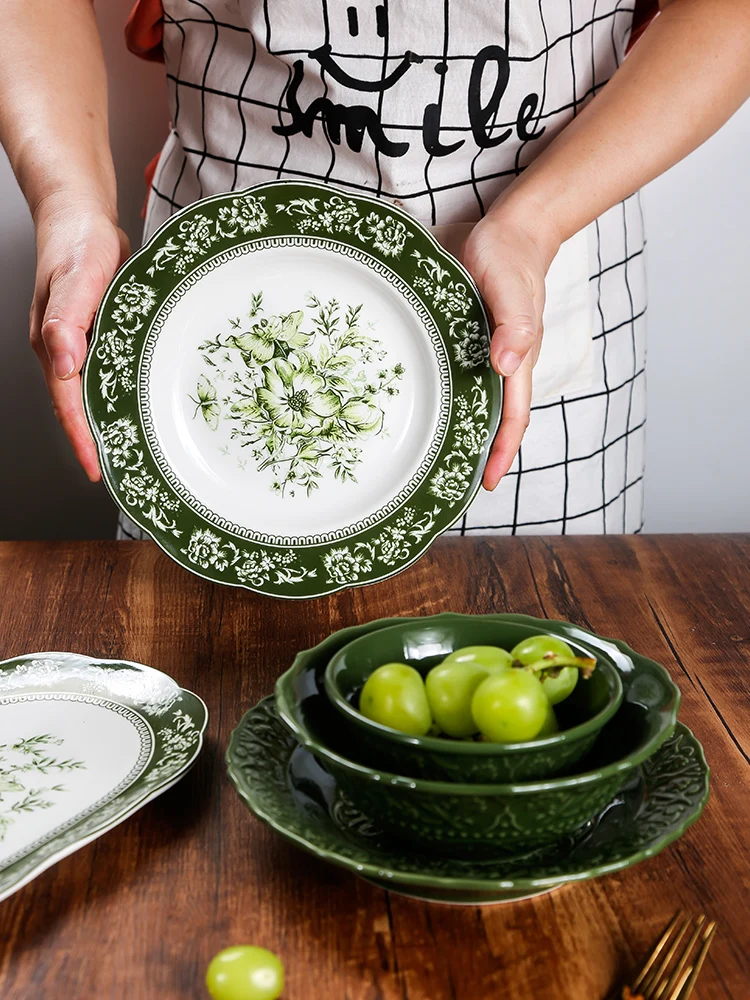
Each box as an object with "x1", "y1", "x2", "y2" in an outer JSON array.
[{"x1": 1, "y1": 2, "x2": 748, "y2": 539}]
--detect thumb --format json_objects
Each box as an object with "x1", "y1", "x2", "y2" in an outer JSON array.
[
  {"x1": 41, "y1": 265, "x2": 105, "y2": 380},
  {"x1": 481, "y1": 265, "x2": 543, "y2": 378}
]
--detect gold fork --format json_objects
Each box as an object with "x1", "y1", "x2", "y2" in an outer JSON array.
[{"x1": 613, "y1": 912, "x2": 717, "y2": 1000}]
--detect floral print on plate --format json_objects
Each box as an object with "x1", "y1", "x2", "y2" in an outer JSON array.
[{"x1": 84, "y1": 181, "x2": 500, "y2": 598}]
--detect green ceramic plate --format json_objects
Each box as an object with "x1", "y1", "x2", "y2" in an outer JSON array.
[
  {"x1": 227, "y1": 698, "x2": 708, "y2": 905},
  {"x1": 83, "y1": 180, "x2": 500, "y2": 599},
  {"x1": 0, "y1": 652, "x2": 207, "y2": 903}
]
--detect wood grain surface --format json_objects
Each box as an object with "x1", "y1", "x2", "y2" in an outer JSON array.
[{"x1": 0, "y1": 536, "x2": 748, "y2": 1000}]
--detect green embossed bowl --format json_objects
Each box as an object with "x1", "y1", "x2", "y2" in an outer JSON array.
[
  {"x1": 278, "y1": 715, "x2": 627, "y2": 854},
  {"x1": 274, "y1": 614, "x2": 680, "y2": 852},
  {"x1": 322, "y1": 615, "x2": 624, "y2": 782}
]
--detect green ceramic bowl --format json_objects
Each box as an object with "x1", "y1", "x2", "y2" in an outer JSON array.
[
  {"x1": 278, "y1": 714, "x2": 629, "y2": 853},
  {"x1": 323, "y1": 615, "x2": 623, "y2": 782},
  {"x1": 275, "y1": 614, "x2": 680, "y2": 852}
]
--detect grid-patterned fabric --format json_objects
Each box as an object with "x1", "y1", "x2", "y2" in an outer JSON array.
[{"x1": 117, "y1": 0, "x2": 646, "y2": 539}]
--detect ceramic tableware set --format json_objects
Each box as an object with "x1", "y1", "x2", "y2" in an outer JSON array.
[
  {"x1": 1, "y1": 182, "x2": 708, "y2": 904},
  {"x1": 227, "y1": 612, "x2": 707, "y2": 904}
]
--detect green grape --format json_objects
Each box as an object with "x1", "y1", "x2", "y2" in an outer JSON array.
[
  {"x1": 441, "y1": 646, "x2": 513, "y2": 673},
  {"x1": 537, "y1": 702, "x2": 560, "y2": 738},
  {"x1": 425, "y1": 662, "x2": 488, "y2": 738},
  {"x1": 471, "y1": 671, "x2": 550, "y2": 743},
  {"x1": 511, "y1": 634, "x2": 579, "y2": 706},
  {"x1": 206, "y1": 946, "x2": 284, "y2": 1000},
  {"x1": 541, "y1": 668, "x2": 579, "y2": 706},
  {"x1": 511, "y1": 634, "x2": 576, "y2": 664},
  {"x1": 358, "y1": 663, "x2": 432, "y2": 736}
]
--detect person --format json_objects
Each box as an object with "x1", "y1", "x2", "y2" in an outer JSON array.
[{"x1": 1, "y1": 1, "x2": 748, "y2": 538}]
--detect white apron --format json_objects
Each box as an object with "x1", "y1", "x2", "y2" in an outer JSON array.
[{"x1": 119, "y1": 0, "x2": 646, "y2": 539}]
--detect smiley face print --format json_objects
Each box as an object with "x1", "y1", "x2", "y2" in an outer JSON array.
[{"x1": 271, "y1": 1, "x2": 545, "y2": 163}]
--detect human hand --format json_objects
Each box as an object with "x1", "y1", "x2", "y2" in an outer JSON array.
[
  {"x1": 30, "y1": 194, "x2": 130, "y2": 481},
  {"x1": 460, "y1": 203, "x2": 561, "y2": 490}
]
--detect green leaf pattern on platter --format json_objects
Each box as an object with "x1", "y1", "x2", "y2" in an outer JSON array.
[
  {"x1": 228, "y1": 698, "x2": 709, "y2": 889},
  {"x1": 146, "y1": 195, "x2": 270, "y2": 277},
  {"x1": 321, "y1": 504, "x2": 442, "y2": 585},
  {"x1": 429, "y1": 378, "x2": 490, "y2": 503},
  {"x1": 143, "y1": 709, "x2": 201, "y2": 786},
  {"x1": 96, "y1": 276, "x2": 158, "y2": 413},
  {"x1": 85, "y1": 181, "x2": 501, "y2": 598},
  {"x1": 411, "y1": 252, "x2": 491, "y2": 371},
  {"x1": 180, "y1": 531, "x2": 317, "y2": 588},
  {"x1": 0, "y1": 734, "x2": 86, "y2": 843}
]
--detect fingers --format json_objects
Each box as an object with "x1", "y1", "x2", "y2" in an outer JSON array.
[
  {"x1": 41, "y1": 267, "x2": 101, "y2": 380},
  {"x1": 482, "y1": 267, "x2": 542, "y2": 378},
  {"x1": 491, "y1": 312, "x2": 537, "y2": 378},
  {"x1": 462, "y1": 222, "x2": 545, "y2": 380},
  {"x1": 30, "y1": 333, "x2": 101, "y2": 482},
  {"x1": 28, "y1": 209, "x2": 128, "y2": 481},
  {"x1": 460, "y1": 218, "x2": 550, "y2": 490},
  {"x1": 479, "y1": 269, "x2": 539, "y2": 487},
  {"x1": 30, "y1": 267, "x2": 103, "y2": 482},
  {"x1": 483, "y1": 358, "x2": 532, "y2": 491}
]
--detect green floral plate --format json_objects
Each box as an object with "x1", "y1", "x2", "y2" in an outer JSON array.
[
  {"x1": 227, "y1": 698, "x2": 709, "y2": 905},
  {"x1": 83, "y1": 180, "x2": 500, "y2": 599},
  {"x1": 0, "y1": 652, "x2": 207, "y2": 903}
]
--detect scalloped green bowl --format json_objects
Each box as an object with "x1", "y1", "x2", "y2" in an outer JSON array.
[
  {"x1": 274, "y1": 614, "x2": 680, "y2": 852},
  {"x1": 324, "y1": 616, "x2": 624, "y2": 782}
]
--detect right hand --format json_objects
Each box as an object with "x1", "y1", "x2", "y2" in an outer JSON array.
[
  {"x1": 460, "y1": 202, "x2": 560, "y2": 491},
  {"x1": 30, "y1": 194, "x2": 130, "y2": 481}
]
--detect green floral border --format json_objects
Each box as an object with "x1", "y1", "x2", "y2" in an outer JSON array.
[
  {"x1": 83, "y1": 180, "x2": 501, "y2": 599},
  {"x1": 0, "y1": 654, "x2": 207, "y2": 903}
]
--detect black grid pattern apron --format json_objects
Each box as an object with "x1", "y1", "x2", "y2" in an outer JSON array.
[{"x1": 118, "y1": 0, "x2": 646, "y2": 539}]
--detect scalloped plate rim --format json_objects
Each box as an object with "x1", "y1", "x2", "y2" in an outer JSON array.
[
  {"x1": 227, "y1": 698, "x2": 709, "y2": 894},
  {"x1": 82, "y1": 179, "x2": 501, "y2": 600}
]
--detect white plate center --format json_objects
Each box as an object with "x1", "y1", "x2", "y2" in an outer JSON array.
[
  {"x1": 0, "y1": 695, "x2": 152, "y2": 866},
  {"x1": 146, "y1": 246, "x2": 444, "y2": 538}
]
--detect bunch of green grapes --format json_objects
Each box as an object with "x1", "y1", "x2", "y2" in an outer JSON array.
[{"x1": 357, "y1": 636, "x2": 596, "y2": 744}]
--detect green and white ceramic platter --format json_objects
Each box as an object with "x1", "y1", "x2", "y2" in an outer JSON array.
[
  {"x1": 84, "y1": 180, "x2": 500, "y2": 599},
  {"x1": 227, "y1": 698, "x2": 709, "y2": 906},
  {"x1": 0, "y1": 652, "x2": 207, "y2": 903}
]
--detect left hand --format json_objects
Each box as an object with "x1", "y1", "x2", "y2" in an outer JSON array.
[{"x1": 460, "y1": 206, "x2": 561, "y2": 491}]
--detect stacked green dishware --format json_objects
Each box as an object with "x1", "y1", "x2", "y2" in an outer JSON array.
[{"x1": 227, "y1": 613, "x2": 709, "y2": 903}]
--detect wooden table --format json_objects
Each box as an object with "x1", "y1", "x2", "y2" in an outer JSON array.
[{"x1": 0, "y1": 537, "x2": 748, "y2": 999}]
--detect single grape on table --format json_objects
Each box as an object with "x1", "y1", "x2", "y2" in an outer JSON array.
[{"x1": 206, "y1": 946, "x2": 284, "y2": 1000}]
